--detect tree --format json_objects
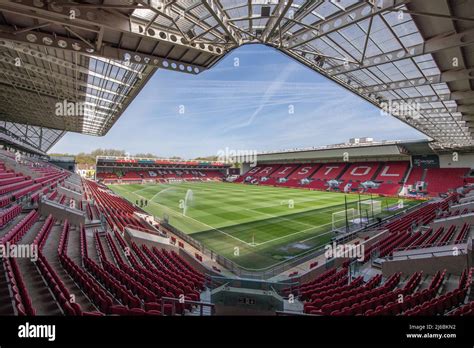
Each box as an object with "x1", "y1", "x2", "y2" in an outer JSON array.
[
  {"x1": 194, "y1": 155, "x2": 218, "y2": 161},
  {"x1": 134, "y1": 153, "x2": 158, "y2": 158},
  {"x1": 48, "y1": 149, "x2": 163, "y2": 166},
  {"x1": 49, "y1": 148, "x2": 121, "y2": 166}
]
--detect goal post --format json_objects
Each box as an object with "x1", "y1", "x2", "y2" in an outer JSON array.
[
  {"x1": 332, "y1": 199, "x2": 384, "y2": 232},
  {"x1": 358, "y1": 199, "x2": 382, "y2": 218}
]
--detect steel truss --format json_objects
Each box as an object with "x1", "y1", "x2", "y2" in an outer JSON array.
[{"x1": 0, "y1": 0, "x2": 472, "y2": 152}]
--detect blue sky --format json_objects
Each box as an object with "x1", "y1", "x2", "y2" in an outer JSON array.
[{"x1": 50, "y1": 45, "x2": 426, "y2": 158}]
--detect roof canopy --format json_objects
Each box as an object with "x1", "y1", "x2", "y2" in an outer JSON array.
[{"x1": 0, "y1": 0, "x2": 473, "y2": 152}]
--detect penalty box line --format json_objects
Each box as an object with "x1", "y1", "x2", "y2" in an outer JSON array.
[
  {"x1": 256, "y1": 220, "x2": 335, "y2": 246},
  {"x1": 133, "y1": 185, "x2": 352, "y2": 248},
  {"x1": 132, "y1": 183, "x2": 170, "y2": 196},
  {"x1": 127, "y1": 184, "x2": 359, "y2": 248},
  {"x1": 260, "y1": 199, "x2": 397, "y2": 246},
  {"x1": 130, "y1": 191, "x2": 254, "y2": 247}
]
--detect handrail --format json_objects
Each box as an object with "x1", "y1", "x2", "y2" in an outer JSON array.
[{"x1": 160, "y1": 296, "x2": 215, "y2": 316}]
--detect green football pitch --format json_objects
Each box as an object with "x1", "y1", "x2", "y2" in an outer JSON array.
[{"x1": 109, "y1": 182, "x2": 420, "y2": 269}]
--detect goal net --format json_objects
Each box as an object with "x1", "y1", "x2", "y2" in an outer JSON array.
[
  {"x1": 358, "y1": 199, "x2": 382, "y2": 218},
  {"x1": 332, "y1": 208, "x2": 359, "y2": 232}
]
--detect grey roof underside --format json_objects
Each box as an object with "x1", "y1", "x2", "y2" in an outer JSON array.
[{"x1": 0, "y1": 0, "x2": 472, "y2": 153}]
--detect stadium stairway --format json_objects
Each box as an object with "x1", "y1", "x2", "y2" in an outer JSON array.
[
  {"x1": 421, "y1": 168, "x2": 428, "y2": 182},
  {"x1": 371, "y1": 163, "x2": 385, "y2": 181},
  {"x1": 84, "y1": 228, "x2": 101, "y2": 264},
  {"x1": 450, "y1": 302, "x2": 474, "y2": 315},
  {"x1": 65, "y1": 225, "x2": 84, "y2": 265},
  {"x1": 98, "y1": 234, "x2": 117, "y2": 266},
  {"x1": 0, "y1": 259, "x2": 15, "y2": 315},
  {"x1": 337, "y1": 163, "x2": 351, "y2": 181},
  {"x1": 403, "y1": 167, "x2": 427, "y2": 189},
  {"x1": 0, "y1": 155, "x2": 217, "y2": 316},
  {"x1": 15, "y1": 217, "x2": 63, "y2": 315},
  {"x1": 42, "y1": 223, "x2": 97, "y2": 312},
  {"x1": 269, "y1": 164, "x2": 301, "y2": 179}
]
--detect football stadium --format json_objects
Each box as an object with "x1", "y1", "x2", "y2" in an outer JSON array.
[
  {"x1": 0, "y1": 0, "x2": 474, "y2": 345},
  {"x1": 107, "y1": 166, "x2": 420, "y2": 270}
]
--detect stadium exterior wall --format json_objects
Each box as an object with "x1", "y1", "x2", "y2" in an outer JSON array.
[
  {"x1": 438, "y1": 153, "x2": 474, "y2": 168},
  {"x1": 256, "y1": 145, "x2": 406, "y2": 163}
]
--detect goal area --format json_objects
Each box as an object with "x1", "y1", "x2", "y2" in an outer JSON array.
[
  {"x1": 359, "y1": 199, "x2": 382, "y2": 217},
  {"x1": 331, "y1": 199, "x2": 383, "y2": 232},
  {"x1": 332, "y1": 208, "x2": 359, "y2": 232}
]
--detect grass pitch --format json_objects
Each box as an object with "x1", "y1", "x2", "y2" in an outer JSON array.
[{"x1": 109, "y1": 182, "x2": 419, "y2": 269}]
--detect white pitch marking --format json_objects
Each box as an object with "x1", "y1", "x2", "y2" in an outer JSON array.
[
  {"x1": 242, "y1": 207, "x2": 317, "y2": 230},
  {"x1": 130, "y1": 191, "x2": 253, "y2": 247},
  {"x1": 255, "y1": 221, "x2": 334, "y2": 246},
  {"x1": 150, "y1": 186, "x2": 175, "y2": 201},
  {"x1": 131, "y1": 185, "x2": 163, "y2": 195},
  {"x1": 120, "y1": 183, "x2": 369, "y2": 248}
]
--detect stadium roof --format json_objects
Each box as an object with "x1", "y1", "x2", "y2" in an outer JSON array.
[
  {"x1": 0, "y1": 0, "x2": 473, "y2": 153},
  {"x1": 256, "y1": 139, "x2": 418, "y2": 163}
]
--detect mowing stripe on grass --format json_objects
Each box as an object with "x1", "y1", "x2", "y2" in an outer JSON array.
[
  {"x1": 130, "y1": 189, "x2": 253, "y2": 247},
  {"x1": 109, "y1": 182, "x2": 419, "y2": 269}
]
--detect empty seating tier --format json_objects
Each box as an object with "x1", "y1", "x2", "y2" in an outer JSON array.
[{"x1": 299, "y1": 267, "x2": 472, "y2": 316}]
